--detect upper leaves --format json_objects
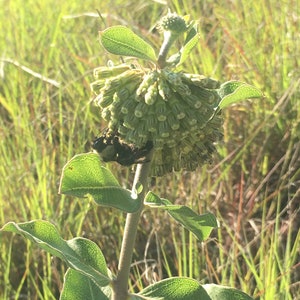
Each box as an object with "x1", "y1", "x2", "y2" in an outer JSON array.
[
  {"x1": 99, "y1": 26, "x2": 157, "y2": 62},
  {"x1": 99, "y1": 23, "x2": 263, "y2": 109}
]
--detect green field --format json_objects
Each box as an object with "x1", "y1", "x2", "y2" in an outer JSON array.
[{"x1": 0, "y1": 0, "x2": 299, "y2": 299}]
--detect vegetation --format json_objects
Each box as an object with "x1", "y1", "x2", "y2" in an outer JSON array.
[{"x1": 0, "y1": 0, "x2": 299, "y2": 299}]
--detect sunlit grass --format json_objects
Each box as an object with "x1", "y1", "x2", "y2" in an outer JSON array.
[{"x1": 0, "y1": 0, "x2": 299, "y2": 299}]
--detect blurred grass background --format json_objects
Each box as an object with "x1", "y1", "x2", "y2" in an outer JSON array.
[{"x1": 0, "y1": 0, "x2": 299, "y2": 299}]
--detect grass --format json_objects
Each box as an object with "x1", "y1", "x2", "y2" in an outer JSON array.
[{"x1": 0, "y1": 0, "x2": 299, "y2": 299}]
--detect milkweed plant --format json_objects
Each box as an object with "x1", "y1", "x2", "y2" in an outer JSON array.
[{"x1": 1, "y1": 12, "x2": 262, "y2": 300}]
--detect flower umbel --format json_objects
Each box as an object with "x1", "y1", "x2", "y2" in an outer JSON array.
[{"x1": 91, "y1": 66, "x2": 223, "y2": 176}]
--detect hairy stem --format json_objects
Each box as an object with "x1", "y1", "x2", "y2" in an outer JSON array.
[
  {"x1": 157, "y1": 31, "x2": 178, "y2": 69},
  {"x1": 112, "y1": 151, "x2": 153, "y2": 300}
]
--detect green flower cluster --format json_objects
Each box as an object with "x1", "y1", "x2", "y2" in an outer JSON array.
[{"x1": 91, "y1": 66, "x2": 223, "y2": 175}]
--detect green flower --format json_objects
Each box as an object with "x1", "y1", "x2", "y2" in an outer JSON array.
[{"x1": 91, "y1": 65, "x2": 223, "y2": 176}]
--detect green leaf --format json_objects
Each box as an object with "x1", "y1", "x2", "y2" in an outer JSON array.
[
  {"x1": 203, "y1": 284, "x2": 254, "y2": 300},
  {"x1": 177, "y1": 32, "x2": 200, "y2": 66},
  {"x1": 134, "y1": 280, "x2": 254, "y2": 300},
  {"x1": 218, "y1": 81, "x2": 263, "y2": 109},
  {"x1": 100, "y1": 26, "x2": 156, "y2": 61},
  {"x1": 137, "y1": 277, "x2": 211, "y2": 299},
  {"x1": 1, "y1": 220, "x2": 111, "y2": 288},
  {"x1": 167, "y1": 24, "x2": 199, "y2": 67},
  {"x1": 184, "y1": 22, "x2": 197, "y2": 44},
  {"x1": 177, "y1": 23, "x2": 199, "y2": 67},
  {"x1": 59, "y1": 153, "x2": 141, "y2": 213},
  {"x1": 60, "y1": 269, "x2": 111, "y2": 300},
  {"x1": 145, "y1": 192, "x2": 217, "y2": 241}
]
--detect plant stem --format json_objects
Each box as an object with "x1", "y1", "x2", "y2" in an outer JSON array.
[
  {"x1": 157, "y1": 32, "x2": 178, "y2": 69},
  {"x1": 112, "y1": 150, "x2": 153, "y2": 300}
]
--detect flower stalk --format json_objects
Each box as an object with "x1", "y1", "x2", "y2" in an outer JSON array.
[
  {"x1": 157, "y1": 31, "x2": 178, "y2": 69},
  {"x1": 157, "y1": 12, "x2": 188, "y2": 69},
  {"x1": 112, "y1": 150, "x2": 153, "y2": 300}
]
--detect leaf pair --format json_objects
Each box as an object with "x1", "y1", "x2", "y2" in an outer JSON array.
[
  {"x1": 100, "y1": 24, "x2": 199, "y2": 68},
  {"x1": 1, "y1": 220, "x2": 253, "y2": 299},
  {"x1": 59, "y1": 153, "x2": 217, "y2": 242}
]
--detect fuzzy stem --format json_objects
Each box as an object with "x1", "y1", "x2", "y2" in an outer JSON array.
[
  {"x1": 157, "y1": 31, "x2": 178, "y2": 69},
  {"x1": 112, "y1": 150, "x2": 153, "y2": 300}
]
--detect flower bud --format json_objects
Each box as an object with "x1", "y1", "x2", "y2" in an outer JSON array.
[
  {"x1": 159, "y1": 12, "x2": 188, "y2": 34},
  {"x1": 144, "y1": 81, "x2": 158, "y2": 105}
]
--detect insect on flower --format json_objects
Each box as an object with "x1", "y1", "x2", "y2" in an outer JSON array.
[{"x1": 92, "y1": 129, "x2": 153, "y2": 166}]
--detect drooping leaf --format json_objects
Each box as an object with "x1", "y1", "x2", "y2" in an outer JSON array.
[
  {"x1": 136, "y1": 277, "x2": 211, "y2": 299},
  {"x1": 218, "y1": 81, "x2": 263, "y2": 109},
  {"x1": 59, "y1": 153, "x2": 141, "y2": 213},
  {"x1": 203, "y1": 284, "x2": 254, "y2": 300},
  {"x1": 100, "y1": 26, "x2": 156, "y2": 61},
  {"x1": 60, "y1": 269, "x2": 112, "y2": 300},
  {"x1": 1, "y1": 220, "x2": 111, "y2": 288},
  {"x1": 145, "y1": 192, "x2": 217, "y2": 241}
]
